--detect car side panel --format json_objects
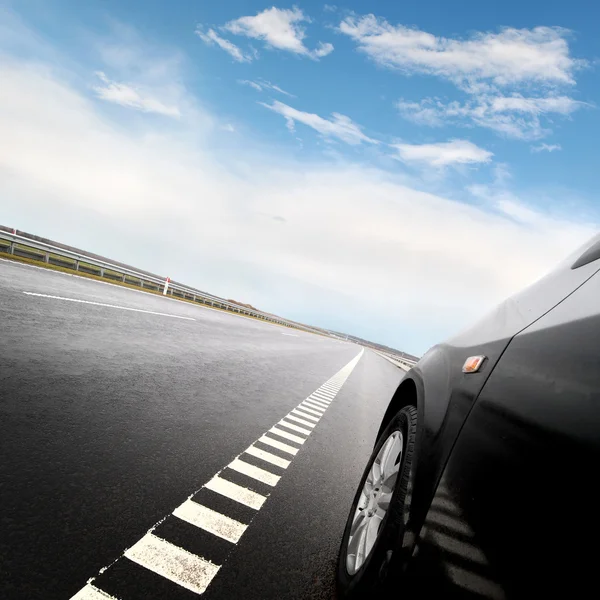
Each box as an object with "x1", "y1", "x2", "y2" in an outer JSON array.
[{"x1": 405, "y1": 268, "x2": 600, "y2": 598}]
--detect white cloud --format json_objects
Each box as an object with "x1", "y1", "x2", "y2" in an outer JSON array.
[
  {"x1": 222, "y1": 123, "x2": 236, "y2": 132},
  {"x1": 339, "y1": 16, "x2": 584, "y2": 89},
  {"x1": 261, "y1": 100, "x2": 377, "y2": 145},
  {"x1": 93, "y1": 71, "x2": 181, "y2": 117},
  {"x1": 392, "y1": 139, "x2": 493, "y2": 167},
  {"x1": 323, "y1": 4, "x2": 337, "y2": 12},
  {"x1": 531, "y1": 143, "x2": 562, "y2": 153},
  {"x1": 224, "y1": 7, "x2": 334, "y2": 59},
  {"x1": 195, "y1": 27, "x2": 253, "y2": 62},
  {"x1": 238, "y1": 79, "x2": 295, "y2": 97},
  {"x1": 396, "y1": 94, "x2": 587, "y2": 139},
  {"x1": 1, "y1": 31, "x2": 597, "y2": 355}
]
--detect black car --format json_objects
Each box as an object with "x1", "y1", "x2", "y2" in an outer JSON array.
[{"x1": 336, "y1": 233, "x2": 600, "y2": 599}]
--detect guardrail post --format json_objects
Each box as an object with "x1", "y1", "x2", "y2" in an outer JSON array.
[
  {"x1": 75, "y1": 260, "x2": 79, "y2": 271},
  {"x1": 8, "y1": 241, "x2": 14, "y2": 255},
  {"x1": 44, "y1": 251, "x2": 49, "y2": 264}
]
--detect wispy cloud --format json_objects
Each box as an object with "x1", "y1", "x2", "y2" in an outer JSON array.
[
  {"x1": 339, "y1": 17, "x2": 584, "y2": 89},
  {"x1": 238, "y1": 78, "x2": 295, "y2": 97},
  {"x1": 261, "y1": 100, "x2": 376, "y2": 145},
  {"x1": 392, "y1": 139, "x2": 493, "y2": 167},
  {"x1": 396, "y1": 94, "x2": 587, "y2": 140},
  {"x1": 224, "y1": 7, "x2": 333, "y2": 59},
  {"x1": 531, "y1": 143, "x2": 562, "y2": 153},
  {"x1": 93, "y1": 71, "x2": 181, "y2": 117},
  {"x1": 195, "y1": 27, "x2": 254, "y2": 62}
]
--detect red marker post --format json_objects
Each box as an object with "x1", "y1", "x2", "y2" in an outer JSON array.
[{"x1": 163, "y1": 277, "x2": 170, "y2": 296}]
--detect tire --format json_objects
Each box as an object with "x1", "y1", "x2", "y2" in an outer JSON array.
[{"x1": 337, "y1": 405, "x2": 417, "y2": 598}]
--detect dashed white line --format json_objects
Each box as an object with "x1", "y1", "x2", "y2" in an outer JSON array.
[
  {"x1": 269, "y1": 426, "x2": 306, "y2": 445},
  {"x1": 173, "y1": 499, "x2": 247, "y2": 544},
  {"x1": 22, "y1": 292, "x2": 196, "y2": 321},
  {"x1": 278, "y1": 419, "x2": 312, "y2": 436},
  {"x1": 205, "y1": 475, "x2": 267, "y2": 509},
  {"x1": 284, "y1": 414, "x2": 316, "y2": 428},
  {"x1": 70, "y1": 585, "x2": 117, "y2": 600},
  {"x1": 228, "y1": 458, "x2": 280, "y2": 487},
  {"x1": 244, "y1": 445, "x2": 291, "y2": 469},
  {"x1": 258, "y1": 435, "x2": 299, "y2": 456},
  {"x1": 125, "y1": 533, "x2": 220, "y2": 595},
  {"x1": 291, "y1": 409, "x2": 319, "y2": 422}
]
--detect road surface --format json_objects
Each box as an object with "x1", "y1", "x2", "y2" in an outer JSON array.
[{"x1": 0, "y1": 258, "x2": 405, "y2": 599}]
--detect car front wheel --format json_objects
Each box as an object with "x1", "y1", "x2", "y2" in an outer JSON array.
[{"x1": 337, "y1": 405, "x2": 417, "y2": 597}]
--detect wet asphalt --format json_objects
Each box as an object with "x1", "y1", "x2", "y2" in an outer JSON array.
[{"x1": 0, "y1": 258, "x2": 405, "y2": 600}]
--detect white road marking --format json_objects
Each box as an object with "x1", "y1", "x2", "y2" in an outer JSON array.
[
  {"x1": 281, "y1": 333, "x2": 298, "y2": 337},
  {"x1": 125, "y1": 533, "x2": 220, "y2": 595},
  {"x1": 269, "y1": 426, "x2": 306, "y2": 445},
  {"x1": 173, "y1": 499, "x2": 247, "y2": 544},
  {"x1": 307, "y1": 397, "x2": 329, "y2": 407},
  {"x1": 284, "y1": 414, "x2": 315, "y2": 428},
  {"x1": 70, "y1": 584, "x2": 117, "y2": 600},
  {"x1": 297, "y1": 404, "x2": 324, "y2": 417},
  {"x1": 291, "y1": 409, "x2": 319, "y2": 422},
  {"x1": 278, "y1": 420, "x2": 312, "y2": 436},
  {"x1": 321, "y1": 384, "x2": 338, "y2": 391},
  {"x1": 244, "y1": 445, "x2": 291, "y2": 469},
  {"x1": 301, "y1": 401, "x2": 325, "y2": 413},
  {"x1": 22, "y1": 292, "x2": 195, "y2": 321},
  {"x1": 205, "y1": 475, "x2": 267, "y2": 509},
  {"x1": 312, "y1": 391, "x2": 334, "y2": 400},
  {"x1": 258, "y1": 435, "x2": 299, "y2": 455},
  {"x1": 228, "y1": 458, "x2": 280, "y2": 487}
]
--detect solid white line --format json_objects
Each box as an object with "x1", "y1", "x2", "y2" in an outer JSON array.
[
  {"x1": 297, "y1": 404, "x2": 324, "y2": 417},
  {"x1": 281, "y1": 333, "x2": 298, "y2": 337},
  {"x1": 205, "y1": 475, "x2": 266, "y2": 509},
  {"x1": 125, "y1": 533, "x2": 220, "y2": 595},
  {"x1": 291, "y1": 409, "x2": 319, "y2": 422},
  {"x1": 258, "y1": 435, "x2": 298, "y2": 456},
  {"x1": 228, "y1": 458, "x2": 280, "y2": 487},
  {"x1": 70, "y1": 584, "x2": 117, "y2": 600},
  {"x1": 301, "y1": 401, "x2": 326, "y2": 413},
  {"x1": 245, "y1": 445, "x2": 291, "y2": 469},
  {"x1": 173, "y1": 499, "x2": 247, "y2": 544},
  {"x1": 269, "y1": 427, "x2": 306, "y2": 445},
  {"x1": 285, "y1": 414, "x2": 315, "y2": 428},
  {"x1": 279, "y1": 419, "x2": 312, "y2": 436},
  {"x1": 22, "y1": 292, "x2": 196, "y2": 321}
]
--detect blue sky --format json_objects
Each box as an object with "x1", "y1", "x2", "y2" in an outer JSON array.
[{"x1": 1, "y1": 0, "x2": 598, "y2": 354}]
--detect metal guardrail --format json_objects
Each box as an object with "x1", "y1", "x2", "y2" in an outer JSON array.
[{"x1": 0, "y1": 231, "x2": 322, "y2": 333}]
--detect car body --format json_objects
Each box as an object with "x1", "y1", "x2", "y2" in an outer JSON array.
[{"x1": 340, "y1": 232, "x2": 600, "y2": 598}]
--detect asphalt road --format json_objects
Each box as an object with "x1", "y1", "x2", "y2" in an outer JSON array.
[{"x1": 0, "y1": 258, "x2": 405, "y2": 600}]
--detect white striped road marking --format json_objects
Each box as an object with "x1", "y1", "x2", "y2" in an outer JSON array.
[
  {"x1": 70, "y1": 585, "x2": 116, "y2": 600},
  {"x1": 278, "y1": 420, "x2": 312, "y2": 436},
  {"x1": 291, "y1": 409, "x2": 319, "y2": 422},
  {"x1": 173, "y1": 499, "x2": 247, "y2": 544},
  {"x1": 297, "y1": 404, "x2": 324, "y2": 417},
  {"x1": 205, "y1": 475, "x2": 267, "y2": 509},
  {"x1": 312, "y1": 392, "x2": 333, "y2": 401},
  {"x1": 307, "y1": 397, "x2": 329, "y2": 407},
  {"x1": 284, "y1": 414, "x2": 315, "y2": 428},
  {"x1": 321, "y1": 384, "x2": 338, "y2": 391},
  {"x1": 125, "y1": 533, "x2": 220, "y2": 595},
  {"x1": 69, "y1": 349, "x2": 364, "y2": 600},
  {"x1": 22, "y1": 292, "x2": 196, "y2": 321},
  {"x1": 269, "y1": 426, "x2": 306, "y2": 445},
  {"x1": 228, "y1": 458, "x2": 280, "y2": 487},
  {"x1": 301, "y1": 401, "x2": 325, "y2": 413},
  {"x1": 303, "y1": 399, "x2": 327, "y2": 409},
  {"x1": 258, "y1": 434, "x2": 299, "y2": 455},
  {"x1": 244, "y1": 445, "x2": 291, "y2": 469}
]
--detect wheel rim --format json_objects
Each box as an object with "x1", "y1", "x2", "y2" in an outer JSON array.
[{"x1": 346, "y1": 430, "x2": 404, "y2": 575}]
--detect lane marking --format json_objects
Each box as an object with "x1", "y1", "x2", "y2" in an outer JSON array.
[
  {"x1": 312, "y1": 391, "x2": 333, "y2": 400},
  {"x1": 297, "y1": 404, "x2": 324, "y2": 417},
  {"x1": 281, "y1": 333, "x2": 298, "y2": 337},
  {"x1": 125, "y1": 533, "x2": 220, "y2": 595},
  {"x1": 291, "y1": 409, "x2": 319, "y2": 422},
  {"x1": 284, "y1": 414, "x2": 316, "y2": 428},
  {"x1": 22, "y1": 292, "x2": 195, "y2": 321},
  {"x1": 70, "y1": 585, "x2": 117, "y2": 600},
  {"x1": 205, "y1": 475, "x2": 267, "y2": 510},
  {"x1": 69, "y1": 350, "x2": 364, "y2": 599},
  {"x1": 269, "y1": 426, "x2": 306, "y2": 445},
  {"x1": 258, "y1": 435, "x2": 299, "y2": 456},
  {"x1": 173, "y1": 499, "x2": 247, "y2": 544},
  {"x1": 227, "y1": 458, "x2": 280, "y2": 487},
  {"x1": 244, "y1": 445, "x2": 291, "y2": 469},
  {"x1": 278, "y1": 419, "x2": 312, "y2": 436}
]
